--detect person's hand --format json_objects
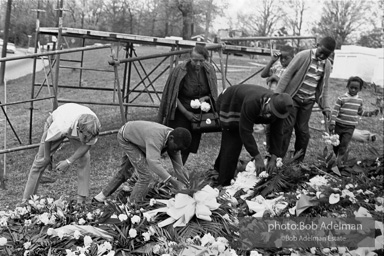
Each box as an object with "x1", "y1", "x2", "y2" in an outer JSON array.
[
  {"x1": 42, "y1": 156, "x2": 51, "y2": 166},
  {"x1": 55, "y1": 160, "x2": 71, "y2": 172},
  {"x1": 184, "y1": 111, "x2": 200, "y2": 122},
  {"x1": 267, "y1": 74, "x2": 279, "y2": 84},
  {"x1": 199, "y1": 96, "x2": 210, "y2": 103},
  {"x1": 169, "y1": 177, "x2": 186, "y2": 191},
  {"x1": 254, "y1": 154, "x2": 266, "y2": 175},
  {"x1": 271, "y1": 52, "x2": 281, "y2": 62},
  {"x1": 266, "y1": 155, "x2": 277, "y2": 174},
  {"x1": 328, "y1": 123, "x2": 335, "y2": 133},
  {"x1": 323, "y1": 110, "x2": 331, "y2": 121}
]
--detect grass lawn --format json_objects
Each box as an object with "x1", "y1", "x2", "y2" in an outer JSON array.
[{"x1": 0, "y1": 45, "x2": 383, "y2": 210}]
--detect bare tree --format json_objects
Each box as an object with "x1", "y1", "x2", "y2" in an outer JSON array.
[
  {"x1": 237, "y1": 0, "x2": 282, "y2": 36},
  {"x1": 283, "y1": 0, "x2": 310, "y2": 49},
  {"x1": 312, "y1": 0, "x2": 370, "y2": 48}
]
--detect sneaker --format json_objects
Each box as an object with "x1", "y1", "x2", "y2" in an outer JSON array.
[{"x1": 91, "y1": 197, "x2": 105, "y2": 206}]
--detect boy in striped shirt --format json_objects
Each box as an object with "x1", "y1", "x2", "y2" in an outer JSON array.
[{"x1": 329, "y1": 76, "x2": 379, "y2": 165}]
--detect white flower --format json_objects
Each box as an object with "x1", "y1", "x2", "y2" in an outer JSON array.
[
  {"x1": 129, "y1": 229, "x2": 137, "y2": 238},
  {"x1": 23, "y1": 241, "x2": 32, "y2": 249},
  {"x1": 47, "y1": 228, "x2": 55, "y2": 236},
  {"x1": 250, "y1": 251, "x2": 263, "y2": 256},
  {"x1": 0, "y1": 237, "x2": 7, "y2": 246},
  {"x1": 201, "y1": 233, "x2": 215, "y2": 246},
  {"x1": 73, "y1": 230, "x2": 81, "y2": 240},
  {"x1": 78, "y1": 218, "x2": 86, "y2": 225},
  {"x1": 24, "y1": 250, "x2": 30, "y2": 256},
  {"x1": 65, "y1": 249, "x2": 76, "y2": 256},
  {"x1": 329, "y1": 193, "x2": 340, "y2": 204},
  {"x1": 149, "y1": 198, "x2": 157, "y2": 206},
  {"x1": 200, "y1": 102, "x2": 211, "y2": 112},
  {"x1": 86, "y1": 212, "x2": 93, "y2": 220},
  {"x1": 276, "y1": 158, "x2": 283, "y2": 168},
  {"x1": 118, "y1": 214, "x2": 128, "y2": 222},
  {"x1": 83, "y1": 235, "x2": 93, "y2": 247},
  {"x1": 24, "y1": 219, "x2": 32, "y2": 227},
  {"x1": 259, "y1": 171, "x2": 269, "y2": 178},
  {"x1": 152, "y1": 244, "x2": 161, "y2": 254},
  {"x1": 142, "y1": 232, "x2": 151, "y2": 241},
  {"x1": 190, "y1": 99, "x2": 201, "y2": 109},
  {"x1": 0, "y1": 218, "x2": 7, "y2": 227},
  {"x1": 205, "y1": 118, "x2": 212, "y2": 124},
  {"x1": 307, "y1": 175, "x2": 328, "y2": 191},
  {"x1": 131, "y1": 215, "x2": 141, "y2": 224},
  {"x1": 47, "y1": 198, "x2": 54, "y2": 205},
  {"x1": 354, "y1": 207, "x2": 372, "y2": 217}
]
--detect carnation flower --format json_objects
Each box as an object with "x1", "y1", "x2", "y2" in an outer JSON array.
[
  {"x1": 118, "y1": 214, "x2": 128, "y2": 222},
  {"x1": 86, "y1": 212, "x2": 93, "y2": 220},
  {"x1": 0, "y1": 237, "x2": 7, "y2": 246},
  {"x1": 83, "y1": 235, "x2": 93, "y2": 247},
  {"x1": 24, "y1": 219, "x2": 32, "y2": 227},
  {"x1": 78, "y1": 218, "x2": 86, "y2": 225},
  {"x1": 73, "y1": 230, "x2": 81, "y2": 240},
  {"x1": 129, "y1": 228, "x2": 137, "y2": 238},
  {"x1": 152, "y1": 244, "x2": 161, "y2": 254},
  {"x1": 149, "y1": 198, "x2": 157, "y2": 206},
  {"x1": 131, "y1": 215, "x2": 141, "y2": 224},
  {"x1": 200, "y1": 102, "x2": 211, "y2": 112},
  {"x1": 142, "y1": 232, "x2": 151, "y2": 241},
  {"x1": 190, "y1": 99, "x2": 201, "y2": 109},
  {"x1": 24, "y1": 241, "x2": 32, "y2": 249},
  {"x1": 206, "y1": 118, "x2": 212, "y2": 124},
  {"x1": 276, "y1": 158, "x2": 283, "y2": 168},
  {"x1": 201, "y1": 233, "x2": 215, "y2": 246}
]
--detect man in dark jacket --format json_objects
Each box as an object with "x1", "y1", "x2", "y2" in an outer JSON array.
[{"x1": 214, "y1": 84, "x2": 293, "y2": 186}]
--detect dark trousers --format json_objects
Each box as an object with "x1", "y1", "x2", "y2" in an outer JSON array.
[
  {"x1": 333, "y1": 122, "x2": 355, "y2": 157},
  {"x1": 214, "y1": 127, "x2": 243, "y2": 186},
  {"x1": 281, "y1": 95, "x2": 315, "y2": 161}
]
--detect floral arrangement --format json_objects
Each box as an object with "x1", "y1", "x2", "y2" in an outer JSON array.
[
  {"x1": 190, "y1": 99, "x2": 211, "y2": 112},
  {"x1": 322, "y1": 132, "x2": 340, "y2": 146},
  {"x1": 1, "y1": 152, "x2": 383, "y2": 256}
]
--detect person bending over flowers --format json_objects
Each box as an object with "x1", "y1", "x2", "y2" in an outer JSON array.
[
  {"x1": 214, "y1": 84, "x2": 293, "y2": 186},
  {"x1": 158, "y1": 44, "x2": 218, "y2": 164},
  {"x1": 329, "y1": 76, "x2": 379, "y2": 166},
  {"x1": 23, "y1": 103, "x2": 101, "y2": 205},
  {"x1": 93, "y1": 121, "x2": 191, "y2": 204}
]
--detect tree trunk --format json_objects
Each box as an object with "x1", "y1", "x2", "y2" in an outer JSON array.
[{"x1": 205, "y1": 0, "x2": 213, "y2": 41}]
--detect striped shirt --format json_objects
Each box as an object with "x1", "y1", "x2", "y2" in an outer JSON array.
[
  {"x1": 296, "y1": 49, "x2": 326, "y2": 100},
  {"x1": 331, "y1": 93, "x2": 366, "y2": 126}
]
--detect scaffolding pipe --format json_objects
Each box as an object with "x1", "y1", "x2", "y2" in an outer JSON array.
[
  {"x1": 221, "y1": 36, "x2": 317, "y2": 41},
  {"x1": 109, "y1": 45, "x2": 222, "y2": 65},
  {"x1": 0, "y1": 96, "x2": 55, "y2": 107},
  {"x1": 0, "y1": 44, "x2": 111, "y2": 62}
]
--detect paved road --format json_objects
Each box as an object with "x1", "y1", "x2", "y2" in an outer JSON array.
[{"x1": 2, "y1": 48, "x2": 48, "y2": 81}]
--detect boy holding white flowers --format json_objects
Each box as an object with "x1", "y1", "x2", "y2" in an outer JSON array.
[
  {"x1": 158, "y1": 45, "x2": 218, "y2": 164},
  {"x1": 329, "y1": 76, "x2": 379, "y2": 166}
]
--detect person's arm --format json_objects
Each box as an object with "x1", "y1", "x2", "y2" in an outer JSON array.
[
  {"x1": 261, "y1": 53, "x2": 279, "y2": 78},
  {"x1": 321, "y1": 62, "x2": 332, "y2": 120},
  {"x1": 55, "y1": 145, "x2": 91, "y2": 172},
  {"x1": 329, "y1": 97, "x2": 342, "y2": 132},
  {"x1": 268, "y1": 118, "x2": 284, "y2": 172}
]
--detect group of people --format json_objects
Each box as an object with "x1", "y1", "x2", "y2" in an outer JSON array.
[{"x1": 21, "y1": 38, "x2": 379, "y2": 205}]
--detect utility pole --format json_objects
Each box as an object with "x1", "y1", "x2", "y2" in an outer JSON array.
[
  {"x1": 0, "y1": 0, "x2": 13, "y2": 87},
  {"x1": 30, "y1": 0, "x2": 46, "y2": 144}
]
